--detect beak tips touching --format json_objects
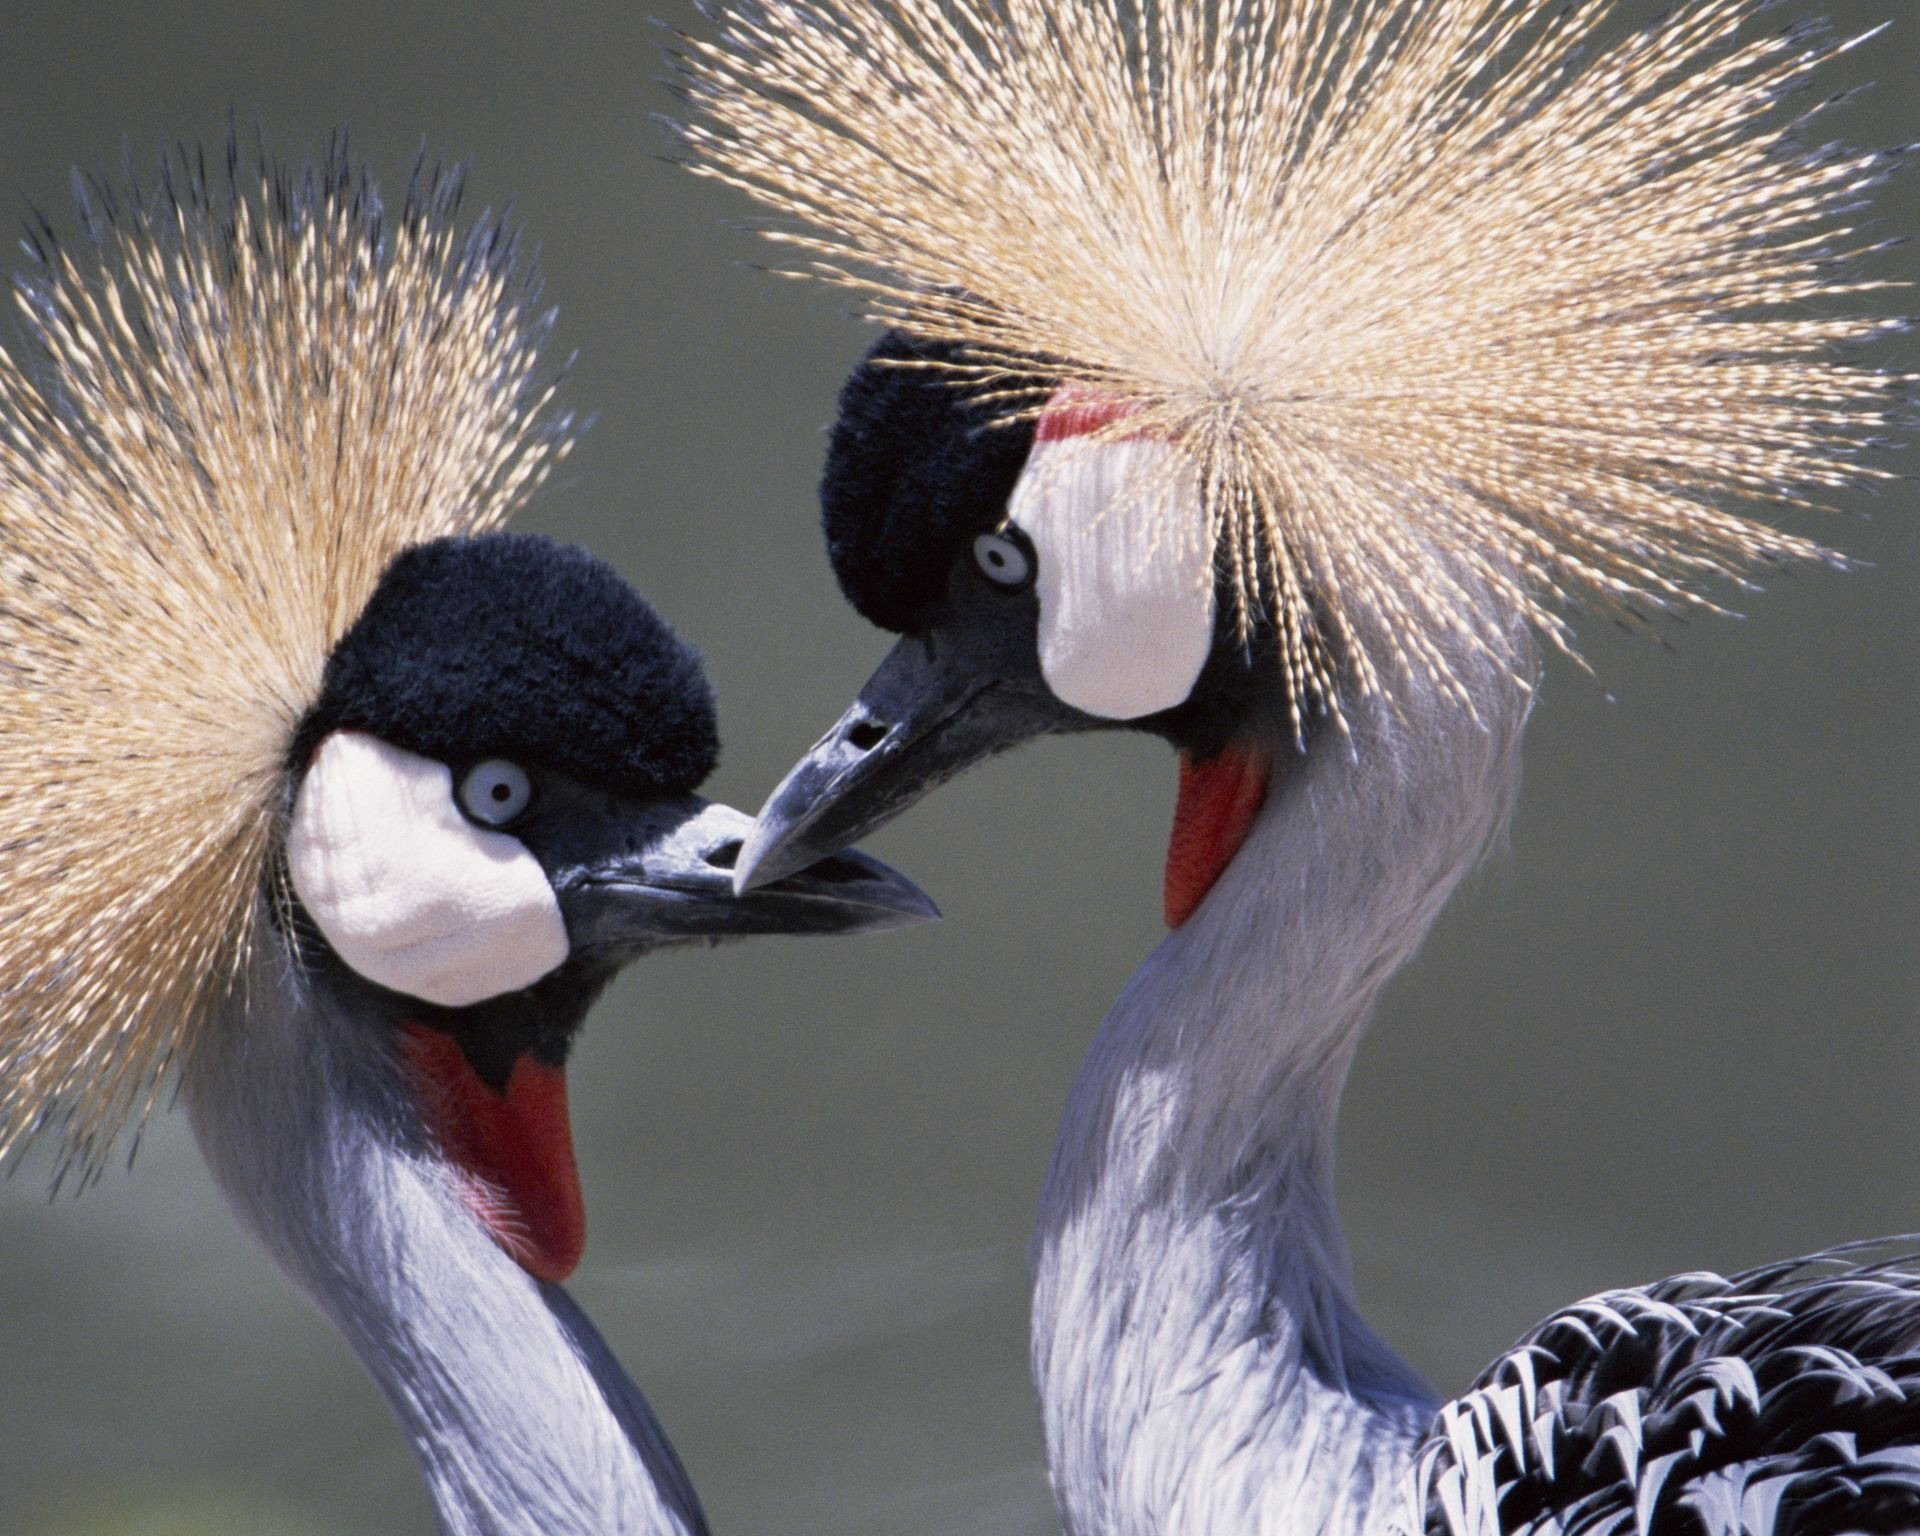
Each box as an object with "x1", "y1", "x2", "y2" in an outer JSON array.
[
  {"x1": 729, "y1": 822, "x2": 781, "y2": 896},
  {"x1": 564, "y1": 794, "x2": 934, "y2": 948},
  {"x1": 731, "y1": 811, "x2": 939, "y2": 931},
  {"x1": 731, "y1": 787, "x2": 833, "y2": 896}
]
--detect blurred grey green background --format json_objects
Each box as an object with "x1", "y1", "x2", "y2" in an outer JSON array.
[{"x1": 0, "y1": 3, "x2": 1912, "y2": 1532}]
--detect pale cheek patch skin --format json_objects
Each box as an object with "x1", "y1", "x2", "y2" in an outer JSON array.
[
  {"x1": 288, "y1": 732, "x2": 570, "y2": 1008},
  {"x1": 1010, "y1": 436, "x2": 1216, "y2": 720}
]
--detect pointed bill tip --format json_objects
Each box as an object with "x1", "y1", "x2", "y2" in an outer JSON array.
[{"x1": 730, "y1": 815, "x2": 792, "y2": 895}]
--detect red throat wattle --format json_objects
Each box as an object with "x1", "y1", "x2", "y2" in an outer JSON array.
[
  {"x1": 401, "y1": 1025, "x2": 586, "y2": 1284},
  {"x1": 1164, "y1": 745, "x2": 1272, "y2": 929}
]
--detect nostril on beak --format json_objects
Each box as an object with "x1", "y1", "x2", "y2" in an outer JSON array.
[
  {"x1": 704, "y1": 840, "x2": 742, "y2": 871},
  {"x1": 845, "y1": 718, "x2": 888, "y2": 753}
]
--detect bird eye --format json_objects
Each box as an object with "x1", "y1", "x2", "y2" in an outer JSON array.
[
  {"x1": 973, "y1": 531, "x2": 1033, "y2": 589},
  {"x1": 457, "y1": 760, "x2": 533, "y2": 828}
]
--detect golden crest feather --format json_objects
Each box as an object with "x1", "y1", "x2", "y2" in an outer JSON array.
[
  {"x1": 673, "y1": 0, "x2": 1912, "y2": 730},
  {"x1": 0, "y1": 141, "x2": 571, "y2": 1176}
]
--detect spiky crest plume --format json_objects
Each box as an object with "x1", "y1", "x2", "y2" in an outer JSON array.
[
  {"x1": 674, "y1": 0, "x2": 1911, "y2": 731},
  {"x1": 0, "y1": 138, "x2": 571, "y2": 1177}
]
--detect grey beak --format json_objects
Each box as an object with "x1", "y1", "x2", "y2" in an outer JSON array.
[
  {"x1": 734, "y1": 631, "x2": 1082, "y2": 892},
  {"x1": 559, "y1": 797, "x2": 937, "y2": 951}
]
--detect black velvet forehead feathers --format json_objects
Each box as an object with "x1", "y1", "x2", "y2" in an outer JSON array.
[
  {"x1": 821, "y1": 332, "x2": 1038, "y2": 634},
  {"x1": 297, "y1": 533, "x2": 718, "y2": 799}
]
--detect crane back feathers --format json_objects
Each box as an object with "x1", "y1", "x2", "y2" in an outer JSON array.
[
  {"x1": 0, "y1": 139, "x2": 572, "y2": 1177},
  {"x1": 676, "y1": 0, "x2": 1912, "y2": 734},
  {"x1": 1414, "y1": 1244, "x2": 1920, "y2": 1535}
]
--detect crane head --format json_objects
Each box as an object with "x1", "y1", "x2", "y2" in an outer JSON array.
[
  {"x1": 284, "y1": 530, "x2": 934, "y2": 1280},
  {"x1": 735, "y1": 332, "x2": 1286, "y2": 920},
  {"x1": 684, "y1": 0, "x2": 1907, "y2": 928}
]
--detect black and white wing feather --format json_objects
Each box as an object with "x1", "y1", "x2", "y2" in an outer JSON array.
[{"x1": 1414, "y1": 1245, "x2": 1920, "y2": 1535}]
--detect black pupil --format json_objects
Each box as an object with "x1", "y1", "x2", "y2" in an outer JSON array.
[{"x1": 490, "y1": 782, "x2": 512, "y2": 802}]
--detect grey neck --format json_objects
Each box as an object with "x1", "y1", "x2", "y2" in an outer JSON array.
[
  {"x1": 182, "y1": 932, "x2": 706, "y2": 1536},
  {"x1": 1033, "y1": 648, "x2": 1533, "y2": 1536}
]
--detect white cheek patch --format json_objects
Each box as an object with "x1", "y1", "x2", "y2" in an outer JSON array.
[
  {"x1": 1009, "y1": 434, "x2": 1216, "y2": 720},
  {"x1": 287, "y1": 732, "x2": 570, "y2": 1008}
]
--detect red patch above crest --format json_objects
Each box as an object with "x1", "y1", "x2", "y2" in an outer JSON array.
[{"x1": 1035, "y1": 390, "x2": 1145, "y2": 443}]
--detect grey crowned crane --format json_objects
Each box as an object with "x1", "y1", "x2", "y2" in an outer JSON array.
[
  {"x1": 671, "y1": 0, "x2": 1920, "y2": 1530},
  {"x1": 0, "y1": 146, "x2": 933, "y2": 1536}
]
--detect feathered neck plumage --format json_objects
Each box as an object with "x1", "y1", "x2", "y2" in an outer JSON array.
[
  {"x1": 183, "y1": 934, "x2": 706, "y2": 1536},
  {"x1": 1033, "y1": 632, "x2": 1533, "y2": 1536}
]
